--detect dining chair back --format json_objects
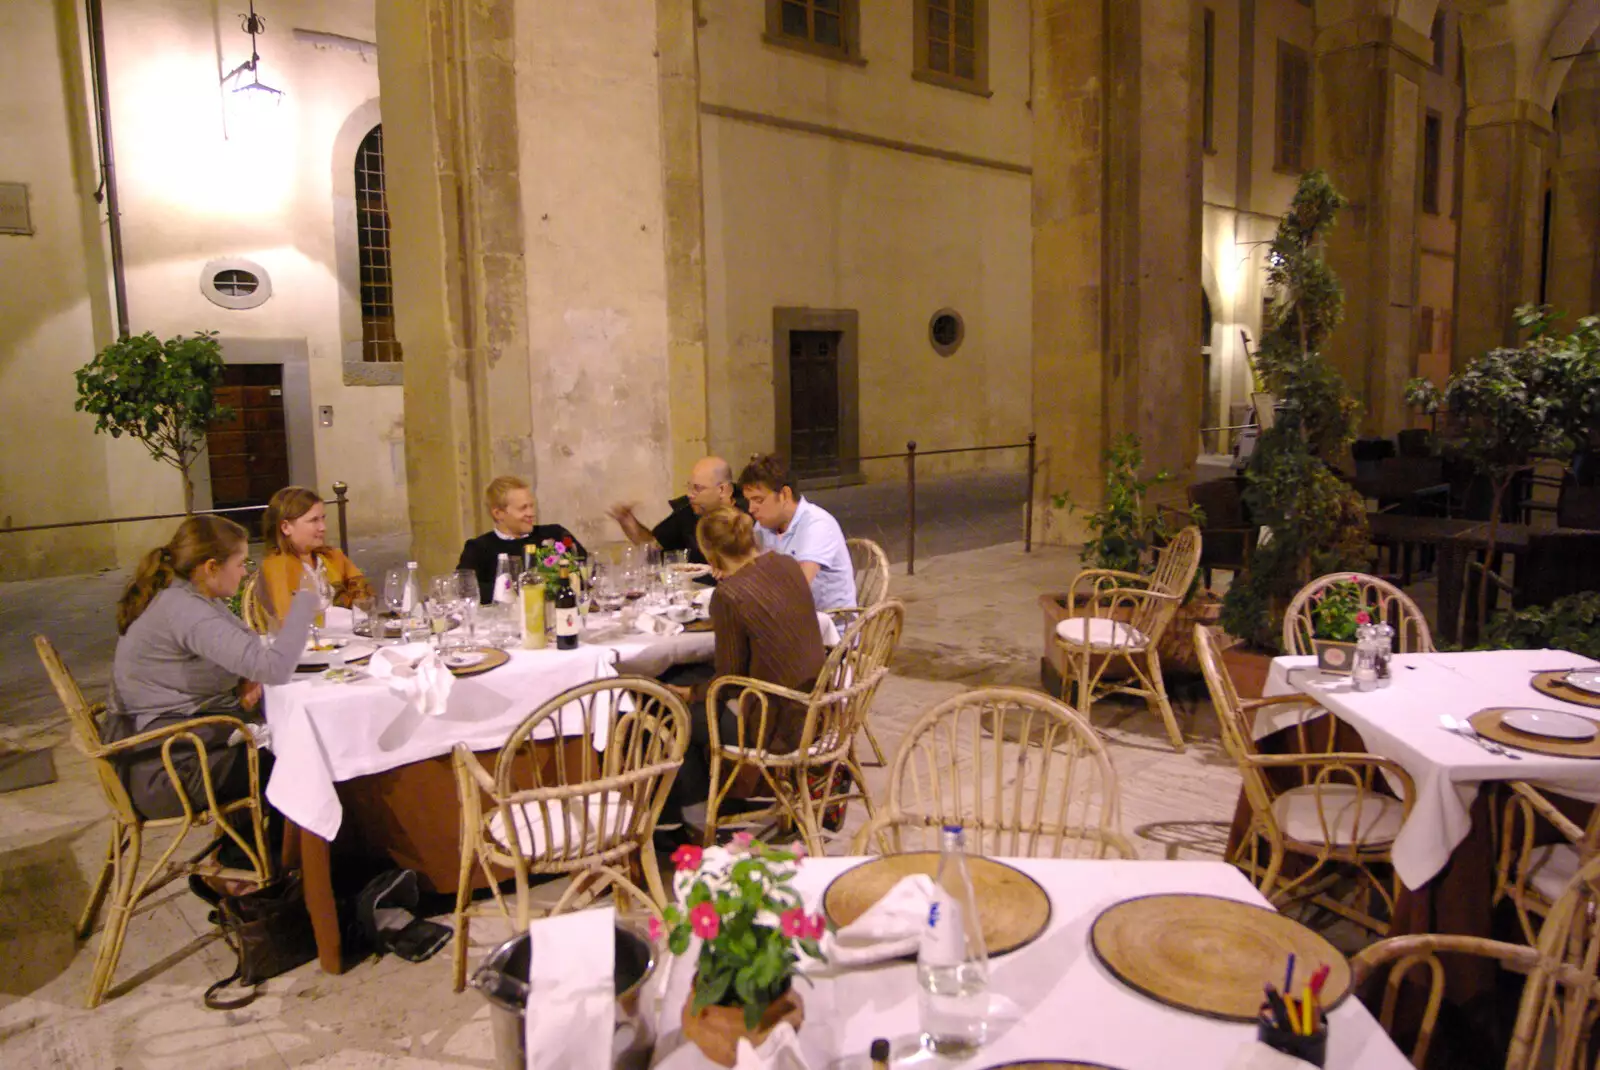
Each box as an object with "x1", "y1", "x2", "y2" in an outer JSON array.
[
  {"x1": 1495, "y1": 781, "x2": 1600, "y2": 946},
  {"x1": 852, "y1": 686, "x2": 1134, "y2": 859},
  {"x1": 1195, "y1": 624, "x2": 1415, "y2": 934},
  {"x1": 1282, "y1": 571, "x2": 1435, "y2": 657},
  {"x1": 703, "y1": 599, "x2": 905, "y2": 855},
  {"x1": 34, "y1": 634, "x2": 273, "y2": 1007},
  {"x1": 845, "y1": 537, "x2": 891, "y2": 608},
  {"x1": 450, "y1": 675, "x2": 688, "y2": 991},
  {"x1": 238, "y1": 571, "x2": 271, "y2": 634},
  {"x1": 1355, "y1": 853, "x2": 1600, "y2": 1070}
]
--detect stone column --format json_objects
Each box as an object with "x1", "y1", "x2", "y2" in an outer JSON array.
[
  {"x1": 1547, "y1": 53, "x2": 1600, "y2": 320},
  {"x1": 1031, "y1": 0, "x2": 1202, "y2": 543},
  {"x1": 1311, "y1": 5, "x2": 1430, "y2": 434}
]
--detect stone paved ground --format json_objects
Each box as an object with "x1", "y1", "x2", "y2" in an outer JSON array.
[{"x1": 0, "y1": 527, "x2": 1251, "y2": 1069}]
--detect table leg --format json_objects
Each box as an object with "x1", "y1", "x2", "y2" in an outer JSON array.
[{"x1": 287, "y1": 821, "x2": 345, "y2": 974}]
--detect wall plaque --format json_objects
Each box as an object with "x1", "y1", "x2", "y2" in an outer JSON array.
[{"x1": 0, "y1": 184, "x2": 32, "y2": 236}]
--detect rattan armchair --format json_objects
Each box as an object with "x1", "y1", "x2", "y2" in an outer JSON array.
[
  {"x1": 1053, "y1": 526, "x2": 1201, "y2": 751},
  {"x1": 238, "y1": 571, "x2": 271, "y2": 634},
  {"x1": 1195, "y1": 624, "x2": 1415, "y2": 934},
  {"x1": 852, "y1": 686, "x2": 1135, "y2": 859},
  {"x1": 1495, "y1": 781, "x2": 1600, "y2": 947},
  {"x1": 450, "y1": 676, "x2": 688, "y2": 991},
  {"x1": 1354, "y1": 854, "x2": 1600, "y2": 1070},
  {"x1": 703, "y1": 599, "x2": 905, "y2": 856},
  {"x1": 34, "y1": 635, "x2": 273, "y2": 1008},
  {"x1": 834, "y1": 537, "x2": 894, "y2": 764},
  {"x1": 1282, "y1": 571, "x2": 1434, "y2": 656}
]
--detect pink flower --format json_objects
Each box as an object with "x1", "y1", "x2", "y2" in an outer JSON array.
[
  {"x1": 689, "y1": 902, "x2": 720, "y2": 940},
  {"x1": 671, "y1": 844, "x2": 704, "y2": 872},
  {"x1": 648, "y1": 916, "x2": 664, "y2": 943},
  {"x1": 791, "y1": 844, "x2": 808, "y2": 860},
  {"x1": 543, "y1": 555, "x2": 560, "y2": 568},
  {"x1": 1356, "y1": 611, "x2": 1371, "y2": 625},
  {"x1": 780, "y1": 907, "x2": 808, "y2": 938},
  {"x1": 731, "y1": 831, "x2": 754, "y2": 851},
  {"x1": 804, "y1": 913, "x2": 826, "y2": 940},
  {"x1": 552, "y1": 541, "x2": 566, "y2": 553}
]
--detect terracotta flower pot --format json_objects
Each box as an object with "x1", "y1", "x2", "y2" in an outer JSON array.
[{"x1": 680, "y1": 984, "x2": 804, "y2": 1067}]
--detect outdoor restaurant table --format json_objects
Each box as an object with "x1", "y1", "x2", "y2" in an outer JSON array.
[{"x1": 647, "y1": 857, "x2": 1413, "y2": 1069}]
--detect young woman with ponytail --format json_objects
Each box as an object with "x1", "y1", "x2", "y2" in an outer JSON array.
[
  {"x1": 110, "y1": 515, "x2": 317, "y2": 820},
  {"x1": 256, "y1": 486, "x2": 372, "y2": 628}
]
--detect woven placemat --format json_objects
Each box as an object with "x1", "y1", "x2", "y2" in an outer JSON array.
[
  {"x1": 822, "y1": 853, "x2": 1051, "y2": 957},
  {"x1": 443, "y1": 646, "x2": 511, "y2": 677},
  {"x1": 1470, "y1": 707, "x2": 1600, "y2": 759},
  {"x1": 1090, "y1": 894, "x2": 1351, "y2": 1022},
  {"x1": 1531, "y1": 672, "x2": 1600, "y2": 710},
  {"x1": 683, "y1": 618, "x2": 714, "y2": 633}
]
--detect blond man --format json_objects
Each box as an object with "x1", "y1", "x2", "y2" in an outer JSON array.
[{"x1": 456, "y1": 476, "x2": 585, "y2": 603}]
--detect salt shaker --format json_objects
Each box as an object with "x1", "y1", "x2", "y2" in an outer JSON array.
[
  {"x1": 1373, "y1": 622, "x2": 1395, "y2": 688},
  {"x1": 1352, "y1": 622, "x2": 1379, "y2": 692}
]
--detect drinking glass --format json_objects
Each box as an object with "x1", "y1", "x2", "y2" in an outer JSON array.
[
  {"x1": 309, "y1": 559, "x2": 335, "y2": 650},
  {"x1": 351, "y1": 594, "x2": 377, "y2": 639},
  {"x1": 452, "y1": 569, "x2": 480, "y2": 647}
]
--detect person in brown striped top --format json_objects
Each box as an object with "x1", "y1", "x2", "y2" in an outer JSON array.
[{"x1": 662, "y1": 506, "x2": 824, "y2": 831}]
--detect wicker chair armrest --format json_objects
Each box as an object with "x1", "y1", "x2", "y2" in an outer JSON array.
[
  {"x1": 92, "y1": 714, "x2": 257, "y2": 759},
  {"x1": 451, "y1": 741, "x2": 497, "y2": 797},
  {"x1": 1068, "y1": 568, "x2": 1150, "y2": 596},
  {"x1": 1507, "y1": 782, "x2": 1588, "y2": 845},
  {"x1": 1238, "y1": 693, "x2": 1320, "y2": 711},
  {"x1": 705, "y1": 675, "x2": 811, "y2": 708},
  {"x1": 704, "y1": 675, "x2": 813, "y2": 754},
  {"x1": 1351, "y1": 934, "x2": 1538, "y2": 987},
  {"x1": 1245, "y1": 751, "x2": 1417, "y2": 802}
]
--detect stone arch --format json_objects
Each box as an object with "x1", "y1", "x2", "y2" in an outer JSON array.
[{"x1": 330, "y1": 99, "x2": 399, "y2": 385}]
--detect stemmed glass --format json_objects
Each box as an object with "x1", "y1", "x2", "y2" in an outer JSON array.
[
  {"x1": 309, "y1": 558, "x2": 335, "y2": 650},
  {"x1": 451, "y1": 569, "x2": 481, "y2": 647},
  {"x1": 381, "y1": 566, "x2": 410, "y2": 634}
]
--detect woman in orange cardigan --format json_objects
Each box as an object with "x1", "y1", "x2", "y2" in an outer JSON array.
[{"x1": 257, "y1": 486, "x2": 373, "y2": 627}]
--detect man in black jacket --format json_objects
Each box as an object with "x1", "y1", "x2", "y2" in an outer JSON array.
[
  {"x1": 457, "y1": 476, "x2": 585, "y2": 603},
  {"x1": 606, "y1": 456, "x2": 744, "y2": 565}
]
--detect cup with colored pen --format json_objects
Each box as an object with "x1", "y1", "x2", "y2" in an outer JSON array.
[{"x1": 1258, "y1": 959, "x2": 1329, "y2": 1067}]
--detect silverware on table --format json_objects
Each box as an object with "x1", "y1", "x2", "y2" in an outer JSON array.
[{"x1": 1439, "y1": 714, "x2": 1522, "y2": 759}]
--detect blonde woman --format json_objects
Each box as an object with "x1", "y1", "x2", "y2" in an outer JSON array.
[
  {"x1": 110, "y1": 515, "x2": 316, "y2": 820},
  {"x1": 257, "y1": 486, "x2": 372, "y2": 627}
]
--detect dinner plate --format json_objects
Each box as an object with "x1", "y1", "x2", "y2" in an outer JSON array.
[
  {"x1": 298, "y1": 639, "x2": 376, "y2": 666},
  {"x1": 442, "y1": 649, "x2": 488, "y2": 669},
  {"x1": 1564, "y1": 671, "x2": 1600, "y2": 696},
  {"x1": 1501, "y1": 707, "x2": 1599, "y2": 741},
  {"x1": 668, "y1": 562, "x2": 713, "y2": 579}
]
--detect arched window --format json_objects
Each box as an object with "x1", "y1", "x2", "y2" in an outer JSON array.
[{"x1": 355, "y1": 124, "x2": 401, "y2": 363}]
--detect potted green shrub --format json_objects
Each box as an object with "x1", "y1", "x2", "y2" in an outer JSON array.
[{"x1": 1307, "y1": 580, "x2": 1367, "y2": 674}]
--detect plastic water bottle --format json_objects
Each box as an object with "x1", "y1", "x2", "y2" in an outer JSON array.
[{"x1": 917, "y1": 825, "x2": 990, "y2": 1054}]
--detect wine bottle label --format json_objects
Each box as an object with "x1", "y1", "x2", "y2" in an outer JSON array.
[
  {"x1": 920, "y1": 890, "x2": 965, "y2": 967},
  {"x1": 555, "y1": 607, "x2": 579, "y2": 636}
]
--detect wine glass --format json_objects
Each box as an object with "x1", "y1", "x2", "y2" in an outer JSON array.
[
  {"x1": 430, "y1": 575, "x2": 461, "y2": 650},
  {"x1": 309, "y1": 558, "x2": 335, "y2": 650},
  {"x1": 451, "y1": 569, "x2": 480, "y2": 646},
  {"x1": 381, "y1": 567, "x2": 410, "y2": 643}
]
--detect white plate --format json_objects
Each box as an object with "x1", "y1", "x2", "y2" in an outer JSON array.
[
  {"x1": 299, "y1": 640, "x2": 376, "y2": 666},
  {"x1": 1501, "y1": 707, "x2": 1599, "y2": 741},
  {"x1": 443, "y1": 650, "x2": 488, "y2": 669},
  {"x1": 669, "y1": 562, "x2": 713, "y2": 579},
  {"x1": 1563, "y1": 670, "x2": 1600, "y2": 696}
]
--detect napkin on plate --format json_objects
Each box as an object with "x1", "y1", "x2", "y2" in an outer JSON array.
[
  {"x1": 734, "y1": 1023, "x2": 811, "y2": 1070},
  {"x1": 525, "y1": 906, "x2": 615, "y2": 1070},
  {"x1": 819, "y1": 874, "x2": 936, "y2": 967},
  {"x1": 635, "y1": 613, "x2": 684, "y2": 637},
  {"x1": 367, "y1": 643, "x2": 454, "y2": 717}
]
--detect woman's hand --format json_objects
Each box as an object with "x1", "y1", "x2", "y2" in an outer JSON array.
[{"x1": 237, "y1": 680, "x2": 263, "y2": 711}]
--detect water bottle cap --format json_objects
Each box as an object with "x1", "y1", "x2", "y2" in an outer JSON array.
[
  {"x1": 407, "y1": 561, "x2": 418, "y2": 568},
  {"x1": 942, "y1": 824, "x2": 963, "y2": 834}
]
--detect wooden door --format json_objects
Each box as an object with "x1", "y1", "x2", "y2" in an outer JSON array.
[
  {"x1": 789, "y1": 329, "x2": 842, "y2": 478},
  {"x1": 207, "y1": 365, "x2": 289, "y2": 511}
]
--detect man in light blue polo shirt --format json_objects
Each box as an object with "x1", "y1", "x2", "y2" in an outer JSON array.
[{"x1": 736, "y1": 454, "x2": 857, "y2": 611}]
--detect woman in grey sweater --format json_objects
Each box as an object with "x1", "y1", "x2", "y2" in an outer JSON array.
[{"x1": 111, "y1": 515, "x2": 316, "y2": 819}]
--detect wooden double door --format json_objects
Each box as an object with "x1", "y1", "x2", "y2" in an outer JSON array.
[{"x1": 206, "y1": 365, "x2": 289, "y2": 511}]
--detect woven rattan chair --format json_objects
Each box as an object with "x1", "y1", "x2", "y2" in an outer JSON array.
[
  {"x1": 703, "y1": 599, "x2": 905, "y2": 856},
  {"x1": 1053, "y1": 526, "x2": 1201, "y2": 751},
  {"x1": 238, "y1": 571, "x2": 271, "y2": 634},
  {"x1": 852, "y1": 686, "x2": 1135, "y2": 859},
  {"x1": 1282, "y1": 571, "x2": 1434, "y2": 656},
  {"x1": 450, "y1": 676, "x2": 687, "y2": 991},
  {"x1": 1354, "y1": 854, "x2": 1600, "y2": 1070},
  {"x1": 34, "y1": 635, "x2": 273, "y2": 1008},
  {"x1": 1195, "y1": 623, "x2": 1415, "y2": 933},
  {"x1": 833, "y1": 537, "x2": 894, "y2": 764},
  {"x1": 1495, "y1": 781, "x2": 1600, "y2": 947}
]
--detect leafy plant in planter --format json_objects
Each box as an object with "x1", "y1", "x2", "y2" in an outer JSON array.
[
  {"x1": 74, "y1": 330, "x2": 231, "y2": 515},
  {"x1": 1051, "y1": 433, "x2": 1201, "y2": 575},
  {"x1": 1310, "y1": 581, "x2": 1368, "y2": 642},
  {"x1": 1220, "y1": 171, "x2": 1369, "y2": 651},
  {"x1": 1481, "y1": 591, "x2": 1600, "y2": 662},
  {"x1": 1406, "y1": 306, "x2": 1600, "y2": 637}
]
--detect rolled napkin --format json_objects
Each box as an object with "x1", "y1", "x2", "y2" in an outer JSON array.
[
  {"x1": 818, "y1": 874, "x2": 937, "y2": 967},
  {"x1": 635, "y1": 612, "x2": 684, "y2": 637},
  {"x1": 525, "y1": 906, "x2": 614, "y2": 1070},
  {"x1": 367, "y1": 643, "x2": 454, "y2": 718},
  {"x1": 734, "y1": 1023, "x2": 811, "y2": 1070}
]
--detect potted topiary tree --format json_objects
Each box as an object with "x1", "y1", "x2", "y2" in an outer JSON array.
[
  {"x1": 1219, "y1": 171, "x2": 1369, "y2": 676},
  {"x1": 74, "y1": 330, "x2": 231, "y2": 515}
]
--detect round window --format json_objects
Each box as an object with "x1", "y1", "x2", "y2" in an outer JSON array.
[
  {"x1": 929, "y1": 308, "x2": 964, "y2": 357},
  {"x1": 200, "y1": 257, "x2": 272, "y2": 310}
]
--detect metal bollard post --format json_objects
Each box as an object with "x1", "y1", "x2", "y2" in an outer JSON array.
[
  {"x1": 905, "y1": 441, "x2": 917, "y2": 576},
  {"x1": 332, "y1": 481, "x2": 349, "y2": 555},
  {"x1": 1024, "y1": 431, "x2": 1036, "y2": 553}
]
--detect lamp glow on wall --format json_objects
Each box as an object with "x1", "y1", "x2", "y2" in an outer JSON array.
[{"x1": 222, "y1": 2, "x2": 284, "y2": 136}]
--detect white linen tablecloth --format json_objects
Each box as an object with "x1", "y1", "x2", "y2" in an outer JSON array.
[
  {"x1": 1261, "y1": 648, "x2": 1600, "y2": 889},
  {"x1": 647, "y1": 858, "x2": 1409, "y2": 1070}
]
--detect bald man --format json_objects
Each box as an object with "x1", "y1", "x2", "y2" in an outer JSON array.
[{"x1": 607, "y1": 456, "x2": 746, "y2": 566}]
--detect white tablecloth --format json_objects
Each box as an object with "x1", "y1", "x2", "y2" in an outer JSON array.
[
  {"x1": 647, "y1": 858, "x2": 1410, "y2": 1069},
  {"x1": 1262, "y1": 649, "x2": 1600, "y2": 889}
]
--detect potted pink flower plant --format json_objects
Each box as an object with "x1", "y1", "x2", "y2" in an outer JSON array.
[{"x1": 654, "y1": 835, "x2": 825, "y2": 1067}]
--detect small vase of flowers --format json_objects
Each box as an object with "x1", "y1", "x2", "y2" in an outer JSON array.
[
  {"x1": 655, "y1": 836, "x2": 825, "y2": 1067},
  {"x1": 1311, "y1": 581, "x2": 1368, "y2": 675},
  {"x1": 525, "y1": 537, "x2": 580, "y2": 598}
]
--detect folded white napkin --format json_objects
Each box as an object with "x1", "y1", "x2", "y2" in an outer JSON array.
[
  {"x1": 635, "y1": 613, "x2": 684, "y2": 637},
  {"x1": 734, "y1": 1023, "x2": 811, "y2": 1070},
  {"x1": 1226, "y1": 1043, "x2": 1320, "y2": 1070},
  {"x1": 525, "y1": 907, "x2": 614, "y2": 1070},
  {"x1": 819, "y1": 874, "x2": 936, "y2": 967},
  {"x1": 367, "y1": 643, "x2": 454, "y2": 717},
  {"x1": 693, "y1": 588, "x2": 714, "y2": 609}
]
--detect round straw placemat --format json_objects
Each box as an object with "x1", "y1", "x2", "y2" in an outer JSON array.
[
  {"x1": 443, "y1": 646, "x2": 511, "y2": 677},
  {"x1": 1090, "y1": 894, "x2": 1350, "y2": 1021},
  {"x1": 1470, "y1": 707, "x2": 1600, "y2": 759},
  {"x1": 822, "y1": 853, "x2": 1051, "y2": 957},
  {"x1": 1531, "y1": 673, "x2": 1600, "y2": 711}
]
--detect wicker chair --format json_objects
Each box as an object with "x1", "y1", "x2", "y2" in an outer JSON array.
[
  {"x1": 1195, "y1": 624, "x2": 1415, "y2": 933},
  {"x1": 34, "y1": 635, "x2": 273, "y2": 1008},
  {"x1": 1053, "y1": 526, "x2": 1202, "y2": 751},
  {"x1": 703, "y1": 599, "x2": 905, "y2": 856},
  {"x1": 1282, "y1": 571, "x2": 1435, "y2": 656},
  {"x1": 238, "y1": 571, "x2": 271, "y2": 634},
  {"x1": 834, "y1": 537, "x2": 894, "y2": 764},
  {"x1": 852, "y1": 686, "x2": 1135, "y2": 859},
  {"x1": 450, "y1": 676, "x2": 688, "y2": 992},
  {"x1": 1354, "y1": 853, "x2": 1600, "y2": 1070},
  {"x1": 1495, "y1": 781, "x2": 1600, "y2": 947}
]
